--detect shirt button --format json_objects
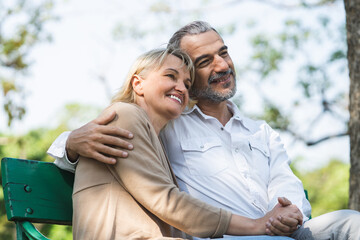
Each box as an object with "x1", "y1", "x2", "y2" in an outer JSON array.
[
  {"x1": 200, "y1": 145, "x2": 204, "y2": 149},
  {"x1": 220, "y1": 127, "x2": 224, "y2": 130},
  {"x1": 235, "y1": 148, "x2": 239, "y2": 153}
]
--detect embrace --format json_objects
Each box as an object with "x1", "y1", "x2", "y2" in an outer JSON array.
[{"x1": 48, "y1": 21, "x2": 360, "y2": 240}]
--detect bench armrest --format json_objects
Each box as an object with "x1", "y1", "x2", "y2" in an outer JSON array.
[{"x1": 17, "y1": 221, "x2": 50, "y2": 240}]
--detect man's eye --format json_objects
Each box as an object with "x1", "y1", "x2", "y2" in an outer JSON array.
[
  {"x1": 220, "y1": 51, "x2": 228, "y2": 57},
  {"x1": 198, "y1": 60, "x2": 210, "y2": 67}
]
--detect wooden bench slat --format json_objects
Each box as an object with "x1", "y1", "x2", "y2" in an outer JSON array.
[{"x1": 2, "y1": 158, "x2": 74, "y2": 225}]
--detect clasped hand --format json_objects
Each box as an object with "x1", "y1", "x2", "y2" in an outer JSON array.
[{"x1": 264, "y1": 197, "x2": 303, "y2": 236}]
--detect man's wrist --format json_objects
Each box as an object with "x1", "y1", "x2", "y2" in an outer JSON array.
[
  {"x1": 65, "y1": 140, "x2": 79, "y2": 163},
  {"x1": 64, "y1": 146, "x2": 79, "y2": 164}
]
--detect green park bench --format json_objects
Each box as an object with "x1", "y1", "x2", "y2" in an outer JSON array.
[
  {"x1": 1, "y1": 157, "x2": 311, "y2": 240},
  {"x1": 1, "y1": 158, "x2": 74, "y2": 240}
]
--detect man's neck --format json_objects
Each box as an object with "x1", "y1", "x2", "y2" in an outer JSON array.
[{"x1": 197, "y1": 100, "x2": 233, "y2": 126}]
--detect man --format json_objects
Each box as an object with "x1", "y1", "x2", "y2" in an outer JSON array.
[{"x1": 48, "y1": 21, "x2": 360, "y2": 239}]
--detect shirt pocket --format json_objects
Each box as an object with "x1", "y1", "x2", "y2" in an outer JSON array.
[
  {"x1": 180, "y1": 137, "x2": 228, "y2": 176},
  {"x1": 248, "y1": 138, "x2": 270, "y2": 183},
  {"x1": 249, "y1": 138, "x2": 270, "y2": 158}
]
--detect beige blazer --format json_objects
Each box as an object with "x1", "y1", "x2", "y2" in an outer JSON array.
[{"x1": 72, "y1": 103, "x2": 231, "y2": 240}]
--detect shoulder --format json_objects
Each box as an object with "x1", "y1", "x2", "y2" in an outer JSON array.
[
  {"x1": 241, "y1": 115, "x2": 271, "y2": 132},
  {"x1": 101, "y1": 102, "x2": 151, "y2": 132}
]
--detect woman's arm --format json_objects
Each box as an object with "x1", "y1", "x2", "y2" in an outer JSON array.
[{"x1": 104, "y1": 103, "x2": 231, "y2": 238}]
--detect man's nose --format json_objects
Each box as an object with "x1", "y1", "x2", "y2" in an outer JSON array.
[{"x1": 213, "y1": 55, "x2": 229, "y2": 72}]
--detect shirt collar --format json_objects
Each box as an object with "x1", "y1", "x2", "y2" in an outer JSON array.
[{"x1": 182, "y1": 100, "x2": 252, "y2": 130}]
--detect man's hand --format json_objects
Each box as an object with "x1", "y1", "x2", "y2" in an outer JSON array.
[
  {"x1": 66, "y1": 110, "x2": 134, "y2": 164},
  {"x1": 264, "y1": 197, "x2": 303, "y2": 236}
]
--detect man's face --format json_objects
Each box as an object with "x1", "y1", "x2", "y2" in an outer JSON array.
[{"x1": 180, "y1": 30, "x2": 236, "y2": 103}]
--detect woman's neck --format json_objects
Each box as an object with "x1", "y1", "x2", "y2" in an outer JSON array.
[{"x1": 135, "y1": 101, "x2": 168, "y2": 135}]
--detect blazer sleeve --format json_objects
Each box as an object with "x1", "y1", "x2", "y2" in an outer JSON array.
[{"x1": 104, "y1": 103, "x2": 231, "y2": 238}]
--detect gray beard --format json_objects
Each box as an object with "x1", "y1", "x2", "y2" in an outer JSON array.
[{"x1": 190, "y1": 78, "x2": 237, "y2": 103}]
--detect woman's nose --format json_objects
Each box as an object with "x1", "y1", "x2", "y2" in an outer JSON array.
[{"x1": 175, "y1": 80, "x2": 187, "y2": 92}]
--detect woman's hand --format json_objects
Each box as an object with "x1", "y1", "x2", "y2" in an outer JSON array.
[{"x1": 264, "y1": 197, "x2": 303, "y2": 236}]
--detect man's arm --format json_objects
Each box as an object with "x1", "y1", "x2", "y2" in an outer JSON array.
[
  {"x1": 263, "y1": 124, "x2": 310, "y2": 236},
  {"x1": 266, "y1": 124, "x2": 312, "y2": 219},
  {"x1": 47, "y1": 110, "x2": 134, "y2": 171}
]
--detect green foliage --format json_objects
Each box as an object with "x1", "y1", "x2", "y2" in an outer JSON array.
[
  {"x1": 0, "y1": 0, "x2": 56, "y2": 126},
  {"x1": 0, "y1": 102, "x2": 101, "y2": 239},
  {"x1": 293, "y1": 160, "x2": 349, "y2": 217},
  {"x1": 250, "y1": 35, "x2": 284, "y2": 79},
  {"x1": 257, "y1": 104, "x2": 290, "y2": 131}
]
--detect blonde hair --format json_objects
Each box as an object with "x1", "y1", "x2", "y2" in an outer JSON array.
[{"x1": 112, "y1": 48, "x2": 195, "y2": 104}]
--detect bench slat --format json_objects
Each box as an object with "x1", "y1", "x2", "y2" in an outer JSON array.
[{"x1": 2, "y1": 158, "x2": 74, "y2": 225}]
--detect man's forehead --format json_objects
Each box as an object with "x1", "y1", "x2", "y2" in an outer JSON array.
[{"x1": 180, "y1": 30, "x2": 224, "y2": 58}]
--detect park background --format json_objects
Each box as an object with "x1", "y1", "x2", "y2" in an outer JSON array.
[{"x1": 0, "y1": 0, "x2": 352, "y2": 239}]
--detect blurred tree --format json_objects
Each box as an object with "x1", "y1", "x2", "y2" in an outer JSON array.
[
  {"x1": 344, "y1": 0, "x2": 360, "y2": 210},
  {"x1": 0, "y1": 103, "x2": 98, "y2": 239},
  {"x1": 109, "y1": 0, "x2": 348, "y2": 146},
  {"x1": 0, "y1": 0, "x2": 55, "y2": 126},
  {"x1": 0, "y1": 0, "x2": 355, "y2": 237},
  {"x1": 293, "y1": 159, "x2": 349, "y2": 217}
]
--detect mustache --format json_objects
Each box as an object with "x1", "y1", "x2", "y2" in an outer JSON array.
[{"x1": 208, "y1": 68, "x2": 234, "y2": 84}]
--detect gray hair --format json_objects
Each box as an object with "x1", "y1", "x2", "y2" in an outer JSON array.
[{"x1": 168, "y1": 21, "x2": 221, "y2": 49}]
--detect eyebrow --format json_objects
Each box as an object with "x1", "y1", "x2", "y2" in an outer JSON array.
[
  {"x1": 194, "y1": 45, "x2": 229, "y2": 66},
  {"x1": 165, "y1": 68, "x2": 179, "y2": 74}
]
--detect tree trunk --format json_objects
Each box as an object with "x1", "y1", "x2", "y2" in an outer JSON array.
[{"x1": 345, "y1": 0, "x2": 360, "y2": 210}]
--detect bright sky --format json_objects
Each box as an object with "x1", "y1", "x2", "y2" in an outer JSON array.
[{"x1": 1, "y1": 0, "x2": 349, "y2": 171}]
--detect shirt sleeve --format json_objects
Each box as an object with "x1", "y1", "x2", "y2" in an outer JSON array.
[
  {"x1": 266, "y1": 124, "x2": 312, "y2": 221},
  {"x1": 105, "y1": 103, "x2": 232, "y2": 238},
  {"x1": 47, "y1": 131, "x2": 78, "y2": 173}
]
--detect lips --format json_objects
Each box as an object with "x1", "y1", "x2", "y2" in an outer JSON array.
[
  {"x1": 210, "y1": 74, "x2": 231, "y2": 84},
  {"x1": 168, "y1": 94, "x2": 183, "y2": 104},
  {"x1": 209, "y1": 69, "x2": 234, "y2": 84}
]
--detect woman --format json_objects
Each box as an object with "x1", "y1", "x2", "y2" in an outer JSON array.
[{"x1": 72, "y1": 48, "x2": 295, "y2": 239}]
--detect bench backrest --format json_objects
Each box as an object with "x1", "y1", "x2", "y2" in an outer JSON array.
[{"x1": 1, "y1": 158, "x2": 74, "y2": 225}]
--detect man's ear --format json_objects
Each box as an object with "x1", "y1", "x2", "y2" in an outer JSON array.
[{"x1": 132, "y1": 75, "x2": 144, "y2": 96}]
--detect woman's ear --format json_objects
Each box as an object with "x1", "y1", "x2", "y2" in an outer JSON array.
[{"x1": 132, "y1": 75, "x2": 144, "y2": 96}]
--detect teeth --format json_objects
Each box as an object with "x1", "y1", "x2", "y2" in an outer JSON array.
[{"x1": 169, "y1": 95, "x2": 182, "y2": 104}]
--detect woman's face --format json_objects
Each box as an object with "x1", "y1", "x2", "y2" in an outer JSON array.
[{"x1": 139, "y1": 54, "x2": 192, "y2": 121}]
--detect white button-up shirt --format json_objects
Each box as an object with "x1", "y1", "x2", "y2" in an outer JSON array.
[
  {"x1": 160, "y1": 101, "x2": 311, "y2": 220},
  {"x1": 48, "y1": 101, "x2": 311, "y2": 220}
]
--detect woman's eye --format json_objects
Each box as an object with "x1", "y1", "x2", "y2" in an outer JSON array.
[
  {"x1": 166, "y1": 74, "x2": 175, "y2": 79},
  {"x1": 185, "y1": 83, "x2": 191, "y2": 90}
]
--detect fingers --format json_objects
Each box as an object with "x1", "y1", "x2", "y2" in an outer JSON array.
[
  {"x1": 89, "y1": 151, "x2": 118, "y2": 165},
  {"x1": 278, "y1": 197, "x2": 292, "y2": 206},
  {"x1": 92, "y1": 111, "x2": 134, "y2": 139},
  {"x1": 266, "y1": 210, "x2": 302, "y2": 236},
  {"x1": 100, "y1": 125, "x2": 134, "y2": 140},
  {"x1": 93, "y1": 110, "x2": 117, "y2": 125},
  {"x1": 266, "y1": 217, "x2": 295, "y2": 236},
  {"x1": 93, "y1": 140, "x2": 131, "y2": 158}
]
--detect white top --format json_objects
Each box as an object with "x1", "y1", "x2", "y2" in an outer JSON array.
[
  {"x1": 47, "y1": 131, "x2": 78, "y2": 173},
  {"x1": 47, "y1": 100, "x2": 311, "y2": 220},
  {"x1": 160, "y1": 101, "x2": 311, "y2": 220}
]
